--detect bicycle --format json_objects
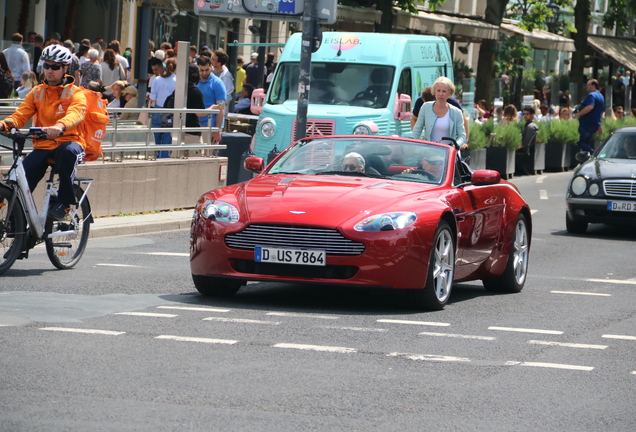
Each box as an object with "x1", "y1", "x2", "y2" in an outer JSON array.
[{"x1": 0, "y1": 128, "x2": 93, "y2": 274}]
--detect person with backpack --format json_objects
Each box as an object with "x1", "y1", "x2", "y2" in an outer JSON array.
[
  {"x1": 149, "y1": 57, "x2": 176, "y2": 158},
  {"x1": 0, "y1": 45, "x2": 88, "y2": 221},
  {"x1": 0, "y1": 52, "x2": 15, "y2": 98}
]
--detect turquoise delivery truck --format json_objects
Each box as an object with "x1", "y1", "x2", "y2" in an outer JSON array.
[{"x1": 250, "y1": 32, "x2": 453, "y2": 159}]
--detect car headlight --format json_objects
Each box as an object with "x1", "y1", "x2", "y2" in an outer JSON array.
[
  {"x1": 571, "y1": 176, "x2": 587, "y2": 196},
  {"x1": 589, "y1": 182, "x2": 600, "y2": 196},
  {"x1": 354, "y1": 212, "x2": 417, "y2": 232},
  {"x1": 353, "y1": 125, "x2": 370, "y2": 135},
  {"x1": 260, "y1": 121, "x2": 276, "y2": 138},
  {"x1": 201, "y1": 200, "x2": 240, "y2": 223}
]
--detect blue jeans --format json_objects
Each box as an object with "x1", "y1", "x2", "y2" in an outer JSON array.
[
  {"x1": 577, "y1": 128, "x2": 596, "y2": 153},
  {"x1": 152, "y1": 112, "x2": 172, "y2": 158}
]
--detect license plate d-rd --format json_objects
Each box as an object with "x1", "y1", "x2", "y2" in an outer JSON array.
[{"x1": 607, "y1": 200, "x2": 636, "y2": 212}]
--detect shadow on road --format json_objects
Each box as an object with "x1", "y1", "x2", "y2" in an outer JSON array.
[{"x1": 551, "y1": 224, "x2": 636, "y2": 241}]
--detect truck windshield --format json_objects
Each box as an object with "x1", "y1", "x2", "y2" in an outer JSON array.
[{"x1": 268, "y1": 63, "x2": 395, "y2": 108}]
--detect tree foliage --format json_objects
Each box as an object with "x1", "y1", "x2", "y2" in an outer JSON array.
[{"x1": 603, "y1": 0, "x2": 636, "y2": 34}]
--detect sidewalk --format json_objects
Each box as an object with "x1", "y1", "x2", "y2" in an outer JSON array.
[{"x1": 90, "y1": 209, "x2": 194, "y2": 239}]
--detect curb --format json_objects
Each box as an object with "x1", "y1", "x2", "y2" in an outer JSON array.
[{"x1": 89, "y1": 210, "x2": 193, "y2": 239}]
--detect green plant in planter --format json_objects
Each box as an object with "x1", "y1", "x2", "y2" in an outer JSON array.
[
  {"x1": 536, "y1": 120, "x2": 551, "y2": 144},
  {"x1": 594, "y1": 117, "x2": 636, "y2": 141},
  {"x1": 468, "y1": 122, "x2": 488, "y2": 150},
  {"x1": 480, "y1": 119, "x2": 495, "y2": 138},
  {"x1": 549, "y1": 119, "x2": 579, "y2": 145},
  {"x1": 491, "y1": 122, "x2": 522, "y2": 150}
]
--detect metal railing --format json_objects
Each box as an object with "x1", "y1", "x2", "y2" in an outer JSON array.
[{"x1": 0, "y1": 105, "x2": 230, "y2": 160}]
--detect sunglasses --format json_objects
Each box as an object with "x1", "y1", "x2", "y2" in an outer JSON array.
[
  {"x1": 343, "y1": 164, "x2": 359, "y2": 170},
  {"x1": 426, "y1": 160, "x2": 444, "y2": 166},
  {"x1": 43, "y1": 63, "x2": 64, "y2": 70}
]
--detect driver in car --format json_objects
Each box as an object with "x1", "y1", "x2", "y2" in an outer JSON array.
[
  {"x1": 401, "y1": 154, "x2": 445, "y2": 179},
  {"x1": 342, "y1": 152, "x2": 365, "y2": 173},
  {"x1": 624, "y1": 136, "x2": 636, "y2": 158}
]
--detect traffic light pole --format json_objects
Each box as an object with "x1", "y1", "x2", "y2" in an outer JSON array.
[{"x1": 295, "y1": 0, "x2": 317, "y2": 141}]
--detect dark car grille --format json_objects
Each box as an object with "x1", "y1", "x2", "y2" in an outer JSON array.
[
  {"x1": 604, "y1": 180, "x2": 636, "y2": 198},
  {"x1": 225, "y1": 225, "x2": 365, "y2": 256}
]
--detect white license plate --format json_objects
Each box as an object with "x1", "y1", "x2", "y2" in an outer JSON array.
[
  {"x1": 607, "y1": 200, "x2": 636, "y2": 212},
  {"x1": 254, "y1": 246, "x2": 326, "y2": 266}
]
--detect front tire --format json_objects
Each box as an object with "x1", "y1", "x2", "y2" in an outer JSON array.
[
  {"x1": 483, "y1": 214, "x2": 530, "y2": 293},
  {"x1": 0, "y1": 189, "x2": 26, "y2": 275},
  {"x1": 566, "y1": 212, "x2": 587, "y2": 234},
  {"x1": 192, "y1": 274, "x2": 242, "y2": 297},
  {"x1": 45, "y1": 187, "x2": 91, "y2": 270},
  {"x1": 409, "y1": 221, "x2": 455, "y2": 310}
]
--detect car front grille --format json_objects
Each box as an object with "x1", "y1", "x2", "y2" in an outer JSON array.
[
  {"x1": 604, "y1": 180, "x2": 636, "y2": 198},
  {"x1": 225, "y1": 225, "x2": 365, "y2": 256}
]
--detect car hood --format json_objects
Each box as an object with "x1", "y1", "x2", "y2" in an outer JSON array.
[
  {"x1": 241, "y1": 175, "x2": 436, "y2": 226},
  {"x1": 578, "y1": 158, "x2": 636, "y2": 179}
]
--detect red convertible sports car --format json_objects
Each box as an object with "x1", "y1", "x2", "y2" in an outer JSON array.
[{"x1": 190, "y1": 136, "x2": 532, "y2": 310}]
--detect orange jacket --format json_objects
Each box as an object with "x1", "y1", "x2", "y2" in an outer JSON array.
[{"x1": 0, "y1": 75, "x2": 87, "y2": 150}]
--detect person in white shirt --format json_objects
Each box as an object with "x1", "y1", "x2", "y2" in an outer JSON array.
[
  {"x1": 3, "y1": 33, "x2": 31, "y2": 91},
  {"x1": 149, "y1": 57, "x2": 176, "y2": 158},
  {"x1": 211, "y1": 50, "x2": 234, "y2": 111},
  {"x1": 108, "y1": 40, "x2": 129, "y2": 82}
]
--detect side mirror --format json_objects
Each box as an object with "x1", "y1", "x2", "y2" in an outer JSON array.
[
  {"x1": 244, "y1": 156, "x2": 265, "y2": 173},
  {"x1": 575, "y1": 151, "x2": 591, "y2": 163},
  {"x1": 250, "y1": 89, "x2": 266, "y2": 115},
  {"x1": 394, "y1": 93, "x2": 412, "y2": 121},
  {"x1": 471, "y1": 169, "x2": 501, "y2": 186}
]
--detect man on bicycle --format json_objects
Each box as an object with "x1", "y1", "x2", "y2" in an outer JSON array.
[{"x1": 0, "y1": 45, "x2": 87, "y2": 221}]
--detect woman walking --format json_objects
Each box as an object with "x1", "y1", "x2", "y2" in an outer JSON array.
[
  {"x1": 79, "y1": 48, "x2": 102, "y2": 88},
  {"x1": 100, "y1": 49, "x2": 126, "y2": 100},
  {"x1": 149, "y1": 57, "x2": 177, "y2": 158}
]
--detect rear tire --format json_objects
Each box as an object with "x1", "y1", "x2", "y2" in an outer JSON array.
[
  {"x1": 192, "y1": 274, "x2": 242, "y2": 297},
  {"x1": 0, "y1": 189, "x2": 25, "y2": 275},
  {"x1": 45, "y1": 187, "x2": 91, "y2": 270},
  {"x1": 483, "y1": 214, "x2": 529, "y2": 293},
  {"x1": 566, "y1": 212, "x2": 587, "y2": 234},
  {"x1": 408, "y1": 221, "x2": 455, "y2": 310}
]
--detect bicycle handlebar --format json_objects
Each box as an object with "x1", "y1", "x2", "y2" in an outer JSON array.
[{"x1": 0, "y1": 128, "x2": 56, "y2": 154}]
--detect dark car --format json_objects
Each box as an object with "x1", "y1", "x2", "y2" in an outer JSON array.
[{"x1": 566, "y1": 126, "x2": 636, "y2": 233}]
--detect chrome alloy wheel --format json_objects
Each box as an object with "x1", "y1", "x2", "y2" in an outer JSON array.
[
  {"x1": 432, "y1": 229, "x2": 455, "y2": 303},
  {"x1": 512, "y1": 219, "x2": 529, "y2": 286}
]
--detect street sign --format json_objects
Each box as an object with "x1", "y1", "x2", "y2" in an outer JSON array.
[{"x1": 194, "y1": 0, "x2": 337, "y2": 24}]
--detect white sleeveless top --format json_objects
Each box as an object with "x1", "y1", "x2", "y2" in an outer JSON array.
[{"x1": 430, "y1": 109, "x2": 451, "y2": 143}]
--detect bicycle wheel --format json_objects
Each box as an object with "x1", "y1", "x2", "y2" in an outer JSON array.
[
  {"x1": 0, "y1": 187, "x2": 26, "y2": 275},
  {"x1": 45, "y1": 186, "x2": 91, "y2": 270}
]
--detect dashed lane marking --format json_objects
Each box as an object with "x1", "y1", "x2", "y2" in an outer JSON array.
[
  {"x1": 517, "y1": 362, "x2": 594, "y2": 371},
  {"x1": 96, "y1": 264, "x2": 141, "y2": 268},
  {"x1": 419, "y1": 331, "x2": 496, "y2": 341},
  {"x1": 536, "y1": 175, "x2": 547, "y2": 184},
  {"x1": 157, "y1": 306, "x2": 230, "y2": 312},
  {"x1": 272, "y1": 343, "x2": 357, "y2": 353},
  {"x1": 390, "y1": 354, "x2": 593, "y2": 371},
  {"x1": 266, "y1": 312, "x2": 338, "y2": 320},
  {"x1": 388, "y1": 353, "x2": 471, "y2": 363},
  {"x1": 145, "y1": 252, "x2": 190, "y2": 257},
  {"x1": 40, "y1": 327, "x2": 125, "y2": 335},
  {"x1": 115, "y1": 312, "x2": 177, "y2": 318},
  {"x1": 319, "y1": 326, "x2": 388, "y2": 332},
  {"x1": 155, "y1": 335, "x2": 237, "y2": 344},
  {"x1": 602, "y1": 334, "x2": 636, "y2": 341},
  {"x1": 489, "y1": 326, "x2": 563, "y2": 335},
  {"x1": 378, "y1": 319, "x2": 450, "y2": 327},
  {"x1": 203, "y1": 317, "x2": 280, "y2": 325},
  {"x1": 551, "y1": 291, "x2": 611, "y2": 296},
  {"x1": 534, "y1": 274, "x2": 636, "y2": 286},
  {"x1": 531, "y1": 209, "x2": 539, "y2": 214},
  {"x1": 539, "y1": 190, "x2": 549, "y2": 200},
  {"x1": 528, "y1": 340, "x2": 608, "y2": 349}
]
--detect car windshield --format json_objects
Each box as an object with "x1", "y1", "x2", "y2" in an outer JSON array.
[
  {"x1": 598, "y1": 132, "x2": 636, "y2": 159},
  {"x1": 267, "y1": 137, "x2": 450, "y2": 185},
  {"x1": 268, "y1": 63, "x2": 395, "y2": 108}
]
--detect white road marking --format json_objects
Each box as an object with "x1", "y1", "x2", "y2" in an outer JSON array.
[
  {"x1": 519, "y1": 362, "x2": 594, "y2": 371},
  {"x1": 145, "y1": 252, "x2": 190, "y2": 257},
  {"x1": 602, "y1": 334, "x2": 636, "y2": 341},
  {"x1": 272, "y1": 343, "x2": 357, "y2": 353},
  {"x1": 203, "y1": 317, "x2": 280, "y2": 325},
  {"x1": 96, "y1": 263, "x2": 141, "y2": 268},
  {"x1": 551, "y1": 291, "x2": 611, "y2": 297},
  {"x1": 536, "y1": 175, "x2": 547, "y2": 184},
  {"x1": 632, "y1": 371, "x2": 636, "y2": 375},
  {"x1": 531, "y1": 209, "x2": 539, "y2": 214},
  {"x1": 489, "y1": 326, "x2": 563, "y2": 335},
  {"x1": 320, "y1": 326, "x2": 388, "y2": 332},
  {"x1": 377, "y1": 319, "x2": 450, "y2": 327},
  {"x1": 539, "y1": 190, "x2": 549, "y2": 200},
  {"x1": 534, "y1": 274, "x2": 636, "y2": 286},
  {"x1": 388, "y1": 352, "x2": 471, "y2": 362},
  {"x1": 114, "y1": 312, "x2": 177, "y2": 317},
  {"x1": 155, "y1": 335, "x2": 237, "y2": 344},
  {"x1": 266, "y1": 312, "x2": 338, "y2": 320},
  {"x1": 528, "y1": 340, "x2": 608, "y2": 349},
  {"x1": 40, "y1": 327, "x2": 125, "y2": 335},
  {"x1": 419, "y1": 331, "x2": 496, "y2": 341},
  {"x1": 157, "y1": 306, "x2": 230, "y2": 312}
]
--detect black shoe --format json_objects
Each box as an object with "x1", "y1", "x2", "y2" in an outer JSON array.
[{"x1": 49, "y1": 203, "x2": 71, "y2": 221}]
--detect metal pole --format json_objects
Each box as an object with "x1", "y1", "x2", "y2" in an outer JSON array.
[
  {"x1": 136, "y1": 0, "x2": 152, "y2": 107},
  {"x1": 257, "y1": 20, "x2": 268, "y2": 89},
  {"x1": 295, "y1": 0, "x2": 317, "y2": 141}
]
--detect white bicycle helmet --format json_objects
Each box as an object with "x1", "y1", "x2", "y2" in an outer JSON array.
[{"x1": 41, "y1": 45, "x2": 73, "y2": 64}]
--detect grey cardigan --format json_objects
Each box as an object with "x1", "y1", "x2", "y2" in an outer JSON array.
[{"x1": 412, "y1": 101, "x2": 466, "y2": 147}]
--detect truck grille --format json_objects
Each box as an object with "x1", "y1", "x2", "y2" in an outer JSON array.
[
  {"x1": 225, "y1": 225, "x2": 365, "y2": 256},
  {"x1": 291, "y1": 119, "x2": 336, "y2": 142},
  {"x1": 604, "y1": 180, "x2": 636, "y2": 198}
]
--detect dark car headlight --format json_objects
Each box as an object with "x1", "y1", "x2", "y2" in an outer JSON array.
[
  {"x1": 202, "y1": 200, "x2": 240, "y2": 223},
  {"x1": 571, "y1": 176, "x2": 587, "y2": 196},
  {"x1": 354, "y1": 212, "x2": 417, "y2": 232}
]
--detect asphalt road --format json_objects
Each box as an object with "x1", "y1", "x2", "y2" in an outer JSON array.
[{"x1": 1, "y1": 171, "x2": 635, "y2": 431}]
